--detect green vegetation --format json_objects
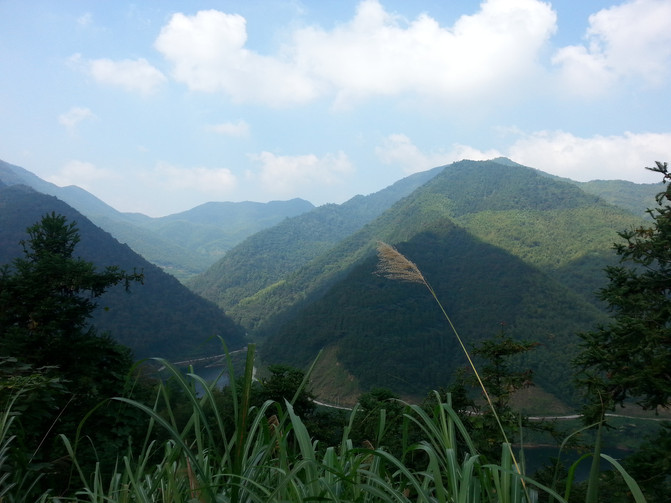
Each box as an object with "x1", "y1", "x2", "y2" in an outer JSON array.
[
  {"x1": 0, "y1": 213, "x2": 149, "y2": 498},
  {"x1": 576, "y1": 179, "x2": 660, "y2": 219},
  {"x1": 0, "y1": 342, "x2": 649, "y2": 502},
  {"x1": 129, "y1": 199, "x2": 315, "y2": 279},
  {"x1": 260, "y1": 223, "x2": 605, "y2": 404},
  {"x1": 188, "y1": 160, "x2": 646, "y2": 409},
  {"x1": 576, "y1": 161, "x2": 671, "y2": 413},
  {"x1": 574, "y1": 161, "x2": 671, "y2": 500}
]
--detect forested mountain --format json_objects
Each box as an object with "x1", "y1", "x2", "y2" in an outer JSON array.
[
  {"x1": 0, "y1": 184, "x2": 245, "y2": 360},
  {"x1": 190, "y1": 159, "x2": 648, "y2": 403},
  {"x1": 0, "y1": 159, "x2": 315, "y2": 280},
  {"x1": 188, "y1": 165, "x2": 444, "y2": 315},
  {"x1": 414, "y1": 159, "x2": 647, "y2": 307},
  {"x1": 198, "y1": 159, "x2": 644, "y2": 330},
  {"x1": 261, "y1": 223, "x2": 605, "y2": 403}
]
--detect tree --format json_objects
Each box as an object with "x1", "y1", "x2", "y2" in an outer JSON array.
[
  {"x1": 256, "y1": 364, "x2": 316, "y2": 418},
  {"x1": 440, "y1": 325, "x2": 538, "y2": 460},
  {"x1": 0, "y1": 212, "x2": 144, "y2": 497},
  {"x1": 1, "y1": 213, "x2": 142, "y2": 365},
  {"x1": 575, "y1": 162, "x2": 671, "y2": 413}
]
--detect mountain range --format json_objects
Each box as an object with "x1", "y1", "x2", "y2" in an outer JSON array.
[
  {"x1": 0, "y1": 160, "x2": 314, "y2": 281},
  {"x1": 0, "y1": 157, "x2": 663, "y2": 406}
]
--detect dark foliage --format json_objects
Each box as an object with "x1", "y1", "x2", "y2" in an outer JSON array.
[
  {"x1": 0, "y1": 186, "x2": 246, "y2": 360},
  {"x1": 0, "y1": 213, "x2": 147, "y2": 497},
  {"x1": 576, "y1": 161, "x2": 671, "y2": 413},
  {"x1": 262, "y1": 223, "x2": 604, "y2": 403}
]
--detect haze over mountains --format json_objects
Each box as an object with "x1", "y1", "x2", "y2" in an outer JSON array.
[
  {"x1": 0, "y1": 157, "x2": 663, "y2": 405},
  {"x1": 0, "y1": 160, "x2": 315, "y2": 281}
]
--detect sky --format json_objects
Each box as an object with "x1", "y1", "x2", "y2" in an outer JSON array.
[{"x1": 1, "y1": 0, "x2": 670, "y2": 217}]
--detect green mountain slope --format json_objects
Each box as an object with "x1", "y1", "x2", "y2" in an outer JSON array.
[
  {"x1": 188, "y1": 165, "x2": 444, "y2": 316},
  {"x1": 414, "y1": 160, "x2": 646, "y2": 306},
  {"x1": 261, "y1": 223, "x2": 605, "y2": 402},
  {"x1": 575, "y1": 179, "x2": 660, "y2": 218},
  {"x1": 91, "y1": 215, "x2": 211, "y2": 279},
  {"x1": 139, "y1": 199, "x2": 314, "y2": 274},
  {"x1": 212, "y1": 160, "x2": 643, "y2": 334},
  {"x1": 0, "y1": 185, "x2": 245, "y2": 360},
  {"x1": 199, "y1": 159, "x2": 649, "y2": 402}
]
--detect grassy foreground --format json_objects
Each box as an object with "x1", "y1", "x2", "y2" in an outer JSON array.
[{"x1": 1, "y1": 343, "x2": 647, "y2": 502}]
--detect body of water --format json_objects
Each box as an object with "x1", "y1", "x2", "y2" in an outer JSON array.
[
  {"x1": 189, "y1": 365, "x2": 230, "y2": 394},
  {"x1": 522, "y1": 445, "x2": 631, "y2": 481}
]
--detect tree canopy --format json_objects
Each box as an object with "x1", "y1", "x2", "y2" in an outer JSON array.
[
  {"x1": 576, "y1": 161, "x2": 671, "y2": 412},
  {"x1": 0, "y1": 212, "x2": 145, "y2": 496},
  {"x1": 0, "y1": 213, "x2": 143, "y2": 371}
]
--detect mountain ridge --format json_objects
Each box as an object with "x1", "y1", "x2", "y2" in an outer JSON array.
[{"x1": 1, "y1": 156, "x2": 661, "y2": 403}]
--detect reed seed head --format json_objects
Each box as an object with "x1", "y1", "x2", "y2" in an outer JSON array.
[{"x1": 375, "y1": 241, "x2": 426, "y2": 285}]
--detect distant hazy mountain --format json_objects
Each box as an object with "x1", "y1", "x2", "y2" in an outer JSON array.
[
  {"x1": 575, "y1": 179, "x2": 660, "y2": 218},
  {"x1": 0, "y1": 184, "x2": 245, "y2": 360},
  {"x1": 0, "y1": 159, "x2": 126, "y2": 220},
  {"x1": 0, "y1": 159, "x2": 315, "y2": 280}
]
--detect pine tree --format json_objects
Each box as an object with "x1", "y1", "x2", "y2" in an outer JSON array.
[{"x1": 576, "y1": 161, "x2": 671, "y2": 413}]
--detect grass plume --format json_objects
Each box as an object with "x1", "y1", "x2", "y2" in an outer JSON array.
[{"x1": 375, "y1": 242, "x2": 525, "y2": 480}]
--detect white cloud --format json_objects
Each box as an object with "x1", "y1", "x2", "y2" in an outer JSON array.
[
  {"x1": 86, "y1": 57, "x2": 166, "y2": 95},
  {"x1": 154, "y1": 10, "x2": 318, "y2": 106},
  {"x1": 206, "y1": 120, "x2": 250, "y2": 138},
  {"x1": 507, "y1": 130, "x2": 671, "y2": 182},
  {"x1": 58, "y1": 106, "x2": 96, "y2": 133},
  {"x1": 153, "y1": 0, "x2": 557, "y2": 107},
  {"x1": 376, "y1": 133, "x2": 501, "y2": 173},
  {"x1": 552, "y1": 0, "x2": 671, "y2": 96},
  {"x1": 377, "y1": 130, "x2": 671, "y2": 183},
  {"x1": 295, "y1": 0, "x2": 556, "y2": 106},
  {"x1": 150, "y1": 162, "x2": 238, "y2": 194},
  {"x1": 47, "y1": 160, "x2": 117, "y2": 190},
  {"x1": 247, "y1": 151, "x2": 354, "y2": 197}
]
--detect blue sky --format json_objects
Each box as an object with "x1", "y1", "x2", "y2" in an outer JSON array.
[{"x1": 1, "y1": 0, "x2": 669, "y2": 216}]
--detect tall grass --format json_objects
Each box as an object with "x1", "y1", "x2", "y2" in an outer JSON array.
[
  {"x1": 60, "y1": 349, "x2": 551, "y2": 502},
  {"x1": 374, "y1": 242, "x2": 647, "y2": 503},
  {"x1": 2, "y1": 346, "x2": 647, "y2": 502}
]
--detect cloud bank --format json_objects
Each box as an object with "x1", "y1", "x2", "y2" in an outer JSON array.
[
  {"x1": 148, "y1": 0, "x2": 670, "y2": 108},
  {"x1": 151, "y1": 0, "x2": 558, "y2": 107}
]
